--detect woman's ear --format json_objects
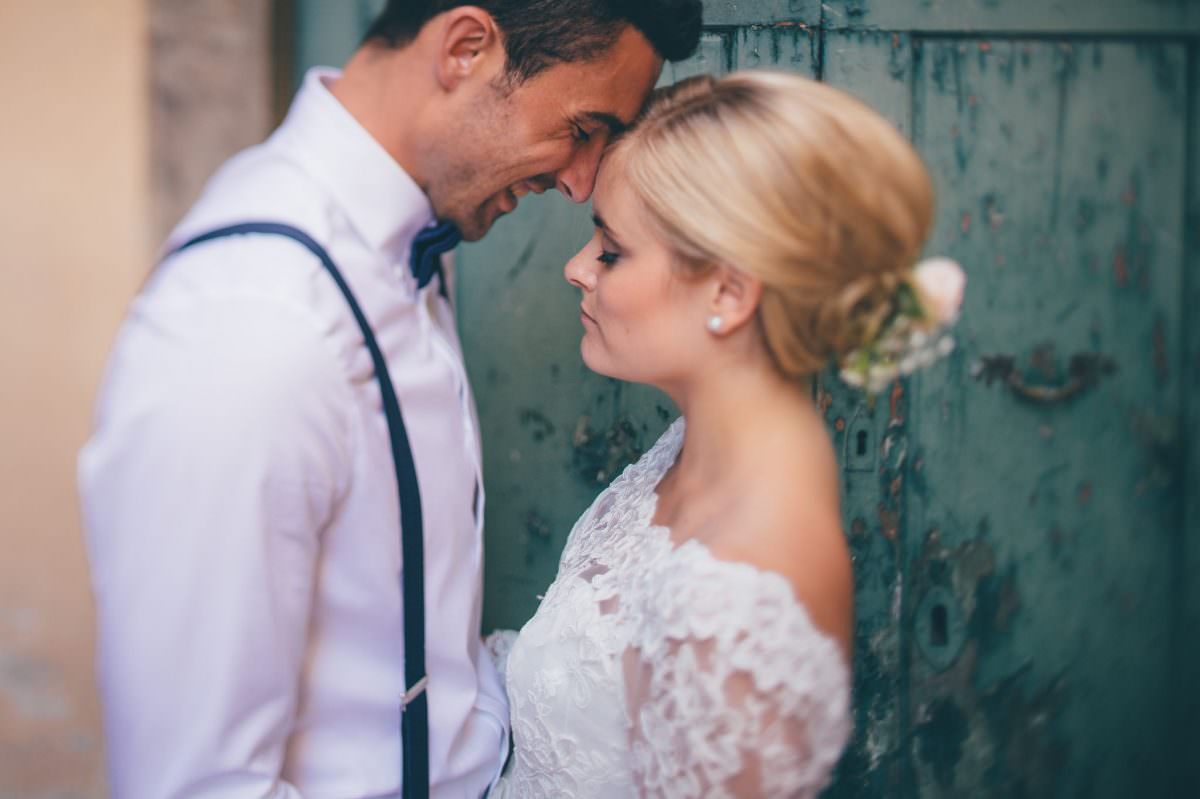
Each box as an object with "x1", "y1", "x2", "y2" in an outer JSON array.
[
  {"x1": 707, "y1": 264, "x2": 763, "y2": 336},
  {"x1": 433, "y1": 7, "x2": 501, "y2": 92}
]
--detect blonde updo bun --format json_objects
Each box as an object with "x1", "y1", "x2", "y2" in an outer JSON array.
[{"x1": 609, "y1": 71, "x2": 934, "y2": 378}]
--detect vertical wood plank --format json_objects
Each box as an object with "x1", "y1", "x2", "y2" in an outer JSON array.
[
  {"x1": 819, "y1": 30, "x2": 915, "y2": 799},
  {"x1": 907, "y1": 38, "x2": 1185, "y2": 798},
  {"x1": 1178, "y1": 40, "x2": 1200, "y2": 798}
]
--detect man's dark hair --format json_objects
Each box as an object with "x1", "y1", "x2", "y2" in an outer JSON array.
[{"x1": 363, "y1": 0, "x2": 703, "y2": 83}]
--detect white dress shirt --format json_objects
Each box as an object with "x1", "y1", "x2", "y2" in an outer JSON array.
[{"x1": 79, "y1": 68, "x2": 508, "y2": 799}]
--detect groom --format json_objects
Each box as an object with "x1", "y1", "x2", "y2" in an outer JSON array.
[{"x1": 78, "y1": 2, "x2": 700, "y2": 797}]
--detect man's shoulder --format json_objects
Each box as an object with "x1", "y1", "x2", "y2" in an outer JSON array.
[
  {"x1": 170, "y1": 143, "x2": 335, "y2": 248},
  {"x1": 118, "y1": 144, "x2": 360, "y2": 392},
  {"x1": 100, "y1": 241, "x2": 360, "y2": 465},
  {"x1": 142, "y1": 143, "x2": 348, "y2": 321}
]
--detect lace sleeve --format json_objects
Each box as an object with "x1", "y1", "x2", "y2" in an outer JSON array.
[{"x1": 622, "y1": 546, "x2": 851, "y2": 798}]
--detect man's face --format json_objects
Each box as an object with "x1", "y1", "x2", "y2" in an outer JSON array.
[{"x1": 427, "y1": 26, "x2": 663, "y2": 240}]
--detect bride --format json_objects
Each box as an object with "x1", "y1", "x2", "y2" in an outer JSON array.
[{"x1": 487, "y1": 70, "x2": 959, "y2": 798}]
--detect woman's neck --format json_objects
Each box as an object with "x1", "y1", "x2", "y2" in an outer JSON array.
[{"x1": 663, "y1": 355, "x2": 816, "y2": 496}]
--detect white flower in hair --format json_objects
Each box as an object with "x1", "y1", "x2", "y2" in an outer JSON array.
[
  {"x1": 912, "y1": 257, "x2": 966, "y2": 326},
  {"x1": 837, "y1": 257, "x2": 966, "y2": 396}
]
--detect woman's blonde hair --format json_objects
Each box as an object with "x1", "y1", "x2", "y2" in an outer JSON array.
[{"x1": 608, "y1": 71, "x2": 934, "y2": 378}]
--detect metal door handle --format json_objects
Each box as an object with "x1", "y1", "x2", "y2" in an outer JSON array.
[{"x1": 971, "y1": 352, "x2": 1116, "y2": 404}]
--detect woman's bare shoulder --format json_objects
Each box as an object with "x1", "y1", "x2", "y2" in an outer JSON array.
[{"x1": 708, "y1": 423, "x2": 854, "y2": 654}]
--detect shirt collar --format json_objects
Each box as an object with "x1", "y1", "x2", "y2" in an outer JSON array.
[{"x1": 270, "y1": 67, "x2": 435, "y2": 257}]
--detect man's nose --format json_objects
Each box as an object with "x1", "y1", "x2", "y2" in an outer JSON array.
[{"x1": 555, "y1": 136, "x2": 606, "y2": 203}]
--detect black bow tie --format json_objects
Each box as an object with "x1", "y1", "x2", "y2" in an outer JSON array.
[{"x1": 409, "y1": 221, "x2": 462, "y2": 298}]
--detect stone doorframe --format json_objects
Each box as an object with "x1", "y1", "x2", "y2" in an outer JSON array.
[{"x1": 150, "y1": 0, "x2": 294, "y2": 243}]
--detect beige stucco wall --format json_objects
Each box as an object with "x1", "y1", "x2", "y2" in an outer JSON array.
[
  {"x1": 0, "y1": 1, "x2": 149, "y2": 794},
  {"x1": 0, "y1": 1, "x2": 273, "y2": 794}
]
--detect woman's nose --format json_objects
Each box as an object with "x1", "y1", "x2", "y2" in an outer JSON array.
[{"x1": 564, "y1": 247, "x2": 597, "y2": 291}]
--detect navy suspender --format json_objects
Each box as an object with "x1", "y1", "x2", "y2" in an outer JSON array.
[{"x1": 170, "y1": 222, "x2": 431, "y2": 799}]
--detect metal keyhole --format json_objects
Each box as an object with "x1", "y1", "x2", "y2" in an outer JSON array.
[
  {"x1": 931, "y1": 603, "x2": 949, "y2": 646},
  {"x1": 915, "y1": 586, "x2": 966, "y2": 671},
  {"x1": 845, "y1": 416, "x2": 875, "y2": 472}
]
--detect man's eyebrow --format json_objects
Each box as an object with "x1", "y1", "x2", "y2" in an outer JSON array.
[{"x1": 581, "y1": 111, "x2": 630, "y2": 136}]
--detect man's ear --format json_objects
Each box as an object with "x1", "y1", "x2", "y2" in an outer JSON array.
[
  {"x1": 433, "y1": 7, "x2": 502, "y2": 92},
  {"x1": 707, "y1": 264, "x2": 763, "y2": 336}
]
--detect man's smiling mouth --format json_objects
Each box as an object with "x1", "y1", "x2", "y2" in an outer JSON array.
[{"x1": 498, "y1": 179, "x2": 551, "y2": 214}]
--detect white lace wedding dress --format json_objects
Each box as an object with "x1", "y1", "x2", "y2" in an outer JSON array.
[{"x1": 486, "y1": 418, "x2": 851, "y2": 798}]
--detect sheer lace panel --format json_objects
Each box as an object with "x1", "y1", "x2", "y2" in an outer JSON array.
[{"x1": 623, "y1": 544, "x2": 851, "y2": 798}]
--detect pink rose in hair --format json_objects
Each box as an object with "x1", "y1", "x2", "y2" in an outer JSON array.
[{"x1": 913, "y1": 257, "x2": 965, "y2": 326}]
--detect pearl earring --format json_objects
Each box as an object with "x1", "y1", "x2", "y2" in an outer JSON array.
[{"x1": 707, "y1": 316, "x2": 724, "y2": 333}]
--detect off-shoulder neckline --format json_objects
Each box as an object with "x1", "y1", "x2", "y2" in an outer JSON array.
[{"x1": 626, "y1": 416, "x2": 845, "y2": 657}]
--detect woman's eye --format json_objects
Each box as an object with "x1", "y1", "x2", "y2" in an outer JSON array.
[
  {"x1": 573, "y1": 125, "x2": 592, "y2": 144},
  {"x1": 596, "y1": 249, "x2": 620, "y2": 267}
]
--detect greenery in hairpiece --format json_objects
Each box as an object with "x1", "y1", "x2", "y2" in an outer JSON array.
[{"x1": 839, "y1": 257, "x2": 965, "y2": 396}]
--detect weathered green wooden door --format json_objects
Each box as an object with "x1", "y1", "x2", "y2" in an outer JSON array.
[{"x1": 295, "y1": 1, "x2": 1200, "y2": 795}]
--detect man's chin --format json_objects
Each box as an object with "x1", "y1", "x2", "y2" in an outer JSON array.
[
  {"x1": 456, "y1": 215, "x2": 491, "y2": 243},
  {"x1": 458, "y1": 203, "x2": 509, "y2": 242},
  {"x1": 439, "y1": 192, "x2": 518, "y2": 241}
]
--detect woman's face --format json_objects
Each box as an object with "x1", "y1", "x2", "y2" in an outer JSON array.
[{"x1": 564, "y1": 162, "x2": 712, "y2": 388}]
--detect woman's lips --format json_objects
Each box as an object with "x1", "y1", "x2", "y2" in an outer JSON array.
[{"x1": 580, "y1": 306, "x2": 597, "y2": 326}]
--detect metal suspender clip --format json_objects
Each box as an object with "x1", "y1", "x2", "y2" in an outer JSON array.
[{"x1": 402, "y1": 676, "x2": 429, "y2": 707}]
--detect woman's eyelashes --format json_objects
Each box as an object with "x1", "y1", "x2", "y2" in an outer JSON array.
[{"x1": 596, "y1": 235, "x2": 622, "y2": 267}]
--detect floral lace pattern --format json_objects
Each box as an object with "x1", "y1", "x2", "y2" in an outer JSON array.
[{"x1": 489, "y1": 419, "x2": 851, "y2": 798}]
